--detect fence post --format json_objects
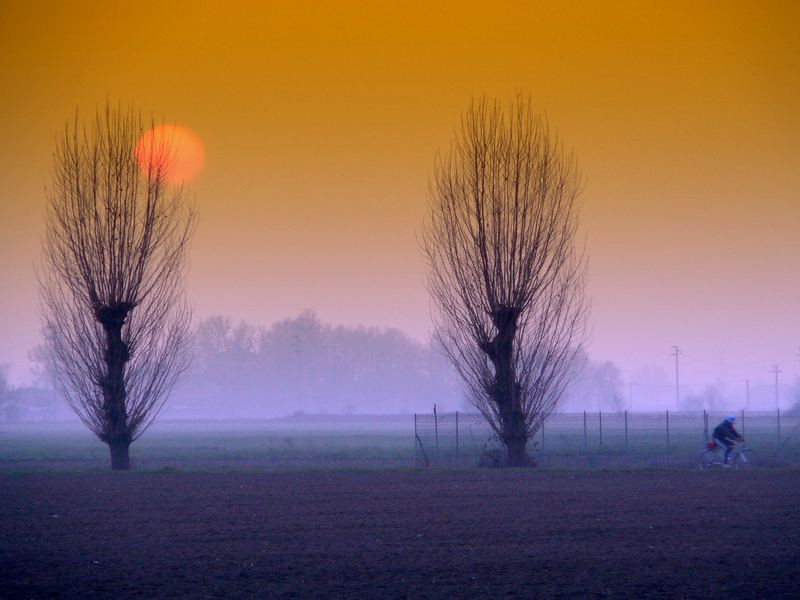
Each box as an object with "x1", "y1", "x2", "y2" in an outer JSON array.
[
  {"x1": 433, "y1": 404, "x2": 439, "y2": 464},
  {"x1": 414, "y1": 413, "x2": 417, "y2": 465},
  {"x1": 703, "y1": 409, "x2": 708, "y2": 441},
  {"x1": 599, "y1": 411, "x2": 603, "y2": 446},
  {"x1": 666, "y1": 410, "x2": 670, "y2": 449},
  {"x1": 740, "y1": 409, "x2": 745, "y2": 437},
  {"x1": 455, "y1": 410, "x2": 459, "y2": 466},
  {"x1": 624, "y1": 410, "x2": 629, "y2": 449},
  {"x1": 541, "y1": 418, "x2": 545, "y2": 453},
  {"x1": 777, "y1": 409, "x2": 781, "y2": 450},
  {"x1": 583, "y1": 411, "x2": 588, "y2": 451}
]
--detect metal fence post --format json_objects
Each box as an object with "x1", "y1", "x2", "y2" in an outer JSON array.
[
  {"x1": 777, "y1": 409, "x2": 781, "y2": 449},
  {"x1": 666, "y1": 410, "x2": 670, "y2": 449},
  {"x1": 414, "y1": 413, "x2": 417, "y2": 465},
  {"x1": 599, "y1": 411, "x2": 603, "y2": 446},
  {"x1": 740, "y1": 409, "x2": 745, "y2": 437},
  {"x1": 455, "y1": 410, "x2": 459, "y2": 466},
  {"x1": 624, "y1": 410, "x2": 629, "y2": 449},
  {"x1": 703, "y1": 409, "x2": 708, "y2": 441},
  {"x1": 583, "y1": 411, "x2": 588, "y2": 451},
  {"x1": 433, "y1": 404, "x2": 439, "y2": 464},
  {"x1": 541, "y1": 418, "x2": 545, "y2": 453}
]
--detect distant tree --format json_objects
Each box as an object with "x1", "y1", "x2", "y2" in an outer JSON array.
[
  {"x1": 193, "y1": 315, "x2": 257, "y2": 373},
  {"x1": 257, "y1": 311, "x2": 458, "y2": 415},
  {"x1": 423, "y1": 96, "x2": 589, "y2": 466},
  {"x1": 682, "y1": 385, "x2": 725, "y2": 411},
  {"x1": 179, "y1": 311, "x2": 460, "y2": 417},
  {"x1": 28, "y1": 342, "x2": 56, "y2": 389},
  {"x1": 39, "y1": 104, "x2": 196, "y2": 470},
  {"x1": 0, "y1": 365, "x2": 12, "y2": 419},
  {"x1": 0, "y1": 365, "x2": 10, "y2": 395},
  {"x1": 178, "y1": 315, "x2": 260, "y2": 416},
  {"x1": 791, "y1": 378, "x2": 800, "y2": 412},
  {"x1": 561, "y1": 351, "x2": 625, "y2": 412}
]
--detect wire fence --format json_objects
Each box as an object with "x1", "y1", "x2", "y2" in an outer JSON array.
[{"x1": 414, "y1": 408, "x2": 800, "y2": 468}]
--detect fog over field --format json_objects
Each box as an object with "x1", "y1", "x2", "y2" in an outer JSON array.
[{"x1": 4, "y1": 309, "x2": 798, "y2": 425}]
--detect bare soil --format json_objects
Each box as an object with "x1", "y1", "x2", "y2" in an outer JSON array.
[{"x1": 1, "y1": 469, "x2": 798, "y2": 599}]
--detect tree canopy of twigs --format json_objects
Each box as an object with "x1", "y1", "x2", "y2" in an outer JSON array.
[
  {"x1": 423, "y1": 96, "x2": 589, "y2": 466},
  {"x1": 39, "y1": 104, "x2": 196, "y2": 469}
]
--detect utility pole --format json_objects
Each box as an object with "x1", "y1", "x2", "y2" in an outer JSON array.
[
  {"x1": 770, "y1": 365, "x2": 781, "y2": 410},
  {"x1": 745, "y1": 379, "x2": 750, "y2": 410},
  {"x1": 671, "y1": 346, "x2": 681, "y2": 409}
]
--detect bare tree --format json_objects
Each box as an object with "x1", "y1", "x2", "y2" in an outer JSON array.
[
  {"x1": 0, "y1": 365, "x2": 10, "y2": 395},
  {"x1": 0, "y1": 365, "x2": 12, "y2": 418},
  {"x1": 39, "y1": 104, "x2": 196, "y2": 470},
  {"x1": 561, "y1": 350, "x2": 625, "y2": 412},
  {"x1": 423, "y1": 96, "x2": 589, "y2": 466}
]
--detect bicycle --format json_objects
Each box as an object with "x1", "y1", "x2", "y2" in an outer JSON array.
[{"x1": 698, "y1": 440, "x2": 758, "y2": 470}]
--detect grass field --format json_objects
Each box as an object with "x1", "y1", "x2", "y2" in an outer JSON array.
[
  {"x1": 1, "y1": 412, "x2": 799, "y2": 471},
  {"x1": 0, "y1": 418, "x2": 415, "y2": 471}
]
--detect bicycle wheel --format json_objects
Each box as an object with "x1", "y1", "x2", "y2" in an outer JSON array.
[
  {"x1": 735, "y1": 449, "x2": 758, "y2": 469},
  {"x1": 699, "y1": 448, "x2": 722, "y2": 469}
]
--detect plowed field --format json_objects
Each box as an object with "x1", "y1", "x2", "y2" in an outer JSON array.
[{"x1": 1, "y1": 470, "x2": 798, "y2": 599}]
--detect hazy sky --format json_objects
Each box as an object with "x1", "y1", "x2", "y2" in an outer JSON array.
[{"x1": 1, "y1": 1, "x2": 798, "y2": 402}]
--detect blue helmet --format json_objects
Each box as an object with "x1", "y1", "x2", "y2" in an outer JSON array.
[{"x1": 726, "y1": 415, "x2": 737, "y2": 423}]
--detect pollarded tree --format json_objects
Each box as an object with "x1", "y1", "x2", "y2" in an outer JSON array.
[
  {"x1": 423, "y1": 96, "x2": 589, "y2": 466},
  {"x1": 39, "y1": 104, "x2": 196, "y2": 470}
]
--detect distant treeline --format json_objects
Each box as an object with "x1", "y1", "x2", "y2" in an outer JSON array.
[
  {"x1": 164, "y1": 311, "x2": 635, "y2": 418},
  {"x1": 7, "y1": 312, "x2": 729, "y2": 421},
  {"x1": 166, "y1": 311, "x2": 462, "y2": 418}
]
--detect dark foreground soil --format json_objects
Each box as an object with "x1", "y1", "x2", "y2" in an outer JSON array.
[{"x1": 1, "y1": 470, "x2": 798, "y2": 599}]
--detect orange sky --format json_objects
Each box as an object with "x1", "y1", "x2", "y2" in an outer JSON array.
[{"x1": 1, "y1": 1, "x2": 798, "y2": 403}]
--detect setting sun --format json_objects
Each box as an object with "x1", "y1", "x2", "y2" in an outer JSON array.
[{"x1": 135, "y1": 124, "x2": 204, "y2": 184}]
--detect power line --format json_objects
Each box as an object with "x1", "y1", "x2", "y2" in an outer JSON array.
[
  {"x1": 680, "y1": 351, "x2": 768, "y2": 370},
  {"x1": 745, "y1": 378, "x2": 750, "y2": 410}
]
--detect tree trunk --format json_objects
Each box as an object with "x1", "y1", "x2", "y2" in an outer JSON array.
[
  {"x1": 96, "y1": 303, "x2": 134, "y2": 470},
  {"x1": 483, "y1": 306, "x2": 529, "y2": 467},
  {"x1": 499, "y1": 400, "x2": 528, "y2": 466},
  {"x1": 108, "y1": 439, "x2": 131, "y2": 471},
  {"x1": 505, "y1": 434, "x2": 528, "y2": 467}
]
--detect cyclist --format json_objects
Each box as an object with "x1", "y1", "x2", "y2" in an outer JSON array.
[{"x1": 712, "y1": 415, "x2": 744, "y2": 467}]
